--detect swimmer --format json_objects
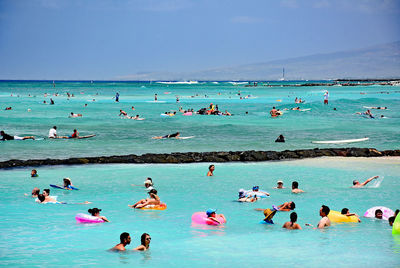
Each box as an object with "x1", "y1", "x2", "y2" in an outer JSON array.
[
  {"x1": 370, "y1": 106, "x2": 387, "y2": 110},
  {"x1": 206, "y1": 209, "x2": 226, "y2": 224},
  {"x1": 134, "y1": 233, "x2": 151, "y2": 251},
  {"x1": 282, "y1": 212, "x2": 302, "y2": 230},
  {"x1": 374, "y1": 209, "x2": 383, "y2": 219},
  {"x1": 63, "y1": 177, "x2": 74, "y2": 189},
  {"x1": 292, "y1": 181, "x2": 304, "y2": 193},
  {"x1": 5, "y1": 107, "x2": 12, "y2": 110},
  {"x1": 255, "y1": 201, "x2": 295, "y2": 212},
  {"x1": 291, "y1": 107, "x2": 300, "y2": 111},
  {"x1": 154, "y1": 94, "x2": 158, "y2": 101},
  {"x1": 88, "y1": 208, "x2": 109, "y2": 222},
  {"x1": 251, "y1": 186, "x2": 270, "y2": 196},
  {"x1": 119, "y1": 110, "x2": 128, "y2": 116},
  {"x1": 110, "y1": 232, "x2": 131, "y2": 251},
  {"x1": 275, "y1": 134, "x2": 285, "y2": 143},
  {"x1": 388, "y1": 209, "x2": 399, "y2": 226},
  {"x1": 274, "y1": 180, "x2": 285, "y2": 189},
  {"x1": 50, "y1": 98, "x2": 54, "y2": 105},
  {"x1": 132, "y1": 178, "x2": 154, "y2": 188},
  {"x1": 31, "y1": 169, "x2": 38, "y2": 177},
  {"x1": 69, "y1": 112, "x2": 82, "y2": 118},
  {"x1": 152, "y1": 132, "x2": 180, "y2": 139},
  {"x1": 37, "y1": 194, "x2": 91, "y2": 204},
  {"x1": 352, "y1": 176, "x2": 379, "y2": 188},
  {"x1": 26, "y1": 187, "x2": 40, "y2": 197},
  {"x1": 224, "y1": 110, "x2": 232, "y2": 116},
  {"x1": 270, "y1": 106, "x2": 278, "y2": 117},
  {"x1": 115, "y1": 92, "x2": 120, "y2": 102},
  {"x1": 316, "y1": 205, "x2": 331, "y2": 228},
  {"x1": 129, "y1": 189, "x2": 161, "y2": 208},
  {"x1": 69, "y1": 129, "x2": 79, "y2": 139},
  {"x1": 341, "y1": 208, "x2": 361, "y2": 222},
  {"x1": 238, "y1": 189, "x2": 257, "y2": 202},
  {"x1": 131, "y1": 106, "x2": 135, "y2": 110},
  {"x1": 207, "y1": 165, "x2": 215, "y2": 176},
  {"x1": 1, "y1": 130, "x2": 35, "y2": 141},
  {"x1": 262, "y1": 208, "x2": 277, "y2": 224}
]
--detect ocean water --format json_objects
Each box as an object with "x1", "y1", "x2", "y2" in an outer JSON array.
[
  {"x1": 0, "y1": 157, "x2": 399, "y2": 267},
  {"x1": 0, "y1": 81, "x2": 400, "y2": 161}
]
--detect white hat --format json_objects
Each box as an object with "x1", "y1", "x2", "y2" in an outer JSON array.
[
  {"x1": 144, "y1": 180, "x2": 152, "y2": 185},
  {"x1": 277, "y1": 180, "x2": 283, "y2": 184}
]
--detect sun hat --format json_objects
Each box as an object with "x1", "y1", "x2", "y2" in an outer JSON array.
[
  {"x1": 277, "y1": 180, "x2": 283, "y2": 184},
  {"x1": 263, "y1": 208, "x2": 277, "y2": 222}
]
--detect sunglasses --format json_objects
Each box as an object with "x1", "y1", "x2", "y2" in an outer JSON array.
[{"x1": 146, "y1": 237, "x2": 151, "y2": 240}]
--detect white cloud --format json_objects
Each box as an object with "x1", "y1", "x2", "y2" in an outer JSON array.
[{"x1": 280, "y1": 0, "x2": 298, "y2": 9}]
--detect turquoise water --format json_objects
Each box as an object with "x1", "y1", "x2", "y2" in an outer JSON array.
[
  {"x1": 0, "y1": 157, "x2": 399, "y2": 267},
  {"x1": 1, "y1": 81, "x2": 400, "y2": 161}
]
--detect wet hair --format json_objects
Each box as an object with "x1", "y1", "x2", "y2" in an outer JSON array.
[
  {"x1": 395, "y1": 209, "x2": 399, "y2": 216},
  {"x1": 141, "y1": 233, "x2": 150, "y2": 246},
  {"x1": 290, "y1": 212, "x2": 297, "y2": 226},
  {"x1": 375, "y1": 209, "x2": 383, "y2": 217},
  {"x1": 389, "y1": 216, "x2": 395, "y2": 225},
  {"x1": 290, "y1": 202, "x2": 296, "y2": 210},
  {"x1": 292, "y1": 181, "x2": 299, "y2": 189},
  {"x1": 321, "y1": 205, "x2": 330, "y2": 216},
  {"x1": 120, "y1": 232, "x2": 130, "y2": 243},
  {"x1": 353, "y1": 180, "x2": 358, "y2": 185},
  {"x1": 38, "y1": 194, "x2": 45, "y2": 202},
  {"x1": 149, "y1": 189, "x2": 157, "y2": 195},
  {"x1": 63, "y1": 178, "x2": 71, "y2": 186},
  {"x1": 341, "y1": 208, "x2": 349, "y2": 215},
  {"x1": 32, "y1": 188, "x2": 40, "y2": 196},
  {"x1": 43, "y1": 189, "x2": 50, "y2": 195},
  {"x1": 209, "y1": 165, "x2": 214, "y2": 170},
  {"x1": 88, "y1": 208, "x2": 101, "y2": 216}
]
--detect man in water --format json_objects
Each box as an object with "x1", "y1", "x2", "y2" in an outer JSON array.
[
  {"x1": 152, "y1": 132, "x2": 180, "y2": 139},
  {"x1": 31, "y1": 169, "x2": 38, "y2": 177},
  {"x1": 317, "y1": 205, "x2": 331, "y2": 229},
  {"x1": 270, "y1": 106, "x2": 278, "y2": 117},
  {"x1": 115, "y1": 92, "x2": 120, "y2": 102},
  {"x1": 69, "y1": 112, "x2": 82, "y2": 117},
  {"x1": 274, "y1": 180, "x2": 285, "y2": 189},
  {"x1": 324, "y1": 90, "x2": 329, "y2": 104},
  {"x1": 110, "y1": 232, "x2": 131, "y2": 251},
  {"x1": 352, "y1": 176, "x2": 379, "y2": 188},
  {"x1": 119, "y1": 110, "x2": 128, "y2": 117},
  {"x1": 48, "y1": 126, "x2": 57, "y2": 138},
  {"x1": 292, "y1": 181, "x2": 304, "y2": 193},
  {"x1": 1, "y1": 130, "x2": 35, "y2": 141}
]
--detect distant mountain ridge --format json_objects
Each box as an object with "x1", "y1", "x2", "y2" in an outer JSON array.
[{"x1": 118, "y1": 41, "x2": 400, "y2": 81}]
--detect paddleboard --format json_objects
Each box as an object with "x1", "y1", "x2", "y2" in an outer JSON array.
[
  {"x1": 311, "y1": 137, "x2": 369, "y2": 144},
  {"x1": 300, "y1": 108, "x2": 311, "y2": 111},
  {"x1": 177, "y1": 136, "x2": 195, "y2": 139},
  {"x1": 77, "y1": 134, "x2": 96, "y2": 139},
  {"x1": 50, "y1": 184, "x2": 79, "y2": 190}
]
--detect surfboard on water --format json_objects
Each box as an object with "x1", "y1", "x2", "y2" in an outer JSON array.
[
  {"x1": 311, "y1": 137, "x2": 369, "y2": 144},
  {"x1": 50, "y1": 184, "x2": 79, "y2": 190},
  {"x1": 300, "y1": 108, "x2": 311, "y2": 111},
  {"x1": 77, "y1": 134, "x2": 96, "y2": 139},
  {"x1": 177, "y1": 136, "x2": 195, "y2": 139}
]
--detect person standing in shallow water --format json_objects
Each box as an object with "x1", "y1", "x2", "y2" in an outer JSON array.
[
  {"x1": 207, "y1": 165, "x2": 215, "y2": 176},
  {"x1": 110, "y1": 232, "x2": 131, "y2": 251},
  {"x1": 134, "y1": 233, "x2": 151, "y2": 251},
  {"x1": 283, "y1": 212, "x2": 302, "y2": 230}
]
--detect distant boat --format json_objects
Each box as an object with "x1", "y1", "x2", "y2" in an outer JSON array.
[{"x1": 279, "y1": 68, "x2": 285, "y2": 81}]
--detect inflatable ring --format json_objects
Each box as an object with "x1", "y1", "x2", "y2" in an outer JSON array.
[
  {"x1": 75, "y1": 213, "x2": 104, "y2": 223},
  {"x1": 244, "y1": 190, "x2": 269, "y2": 198},
  {"x1": 393, "y1": 214, "x2": 400, "y2": 235},
  {"x1": 364, "y1": 206, "x2": 394, "y2": 220},
  {"x1": 138, "y1": 203, "x2": 167, "y2": 210},
  {"x1": 191, "y1": 212, "x2": 226, "y2": 226},
  {"x1": 328, "y1": 210, "x2": 359, "y2": 223}
]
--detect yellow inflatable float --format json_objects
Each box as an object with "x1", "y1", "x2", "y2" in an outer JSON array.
[
  {"x1": 393, "y1": 214, "x2": 400, "y2": 235},
  {"x1": 328, "y1": 210, "x2": 359, "y2": 223}
]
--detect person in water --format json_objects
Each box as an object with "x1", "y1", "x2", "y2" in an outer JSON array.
[
  {"x1": 251, "y1": 186, "x2": 270, "y2": 196},
  {"x1": 88, "y1": 208, "x2": 109, "y2": 222},
  {"x1": 255, "y1": 202, "x2": 296, "y2": 213},
  {"x1": 37, "y1": 194, "x2": 58, "y2": 203},
  {"x1": 69, "y1": 112, "x2": 82, "y2": 117},
  {"x1": 291, "y1": 181, "x2": 304, "y2": 193},
  {"x1": 31, "y1": 169, "x2": 38, "y2": 177},
  {"x1": 388, "y1": 210, "x2": 399, "y2": 226},
  {"x1": 69, "y1": 129, "x2": 79, "y2": 139},
  {"x1": 238, "y1": 189, "x2": 257, "y2": 202},
  {"x1": 30, "y1": 187, "x2": 40, "y2": 198},
  {"x1": 206, "y1": 209, "x2": 226, "y2": 224},
  {"x1": 119, "y1": 110, "x2": 128, "y2": 117},
  {"x1": 275, "y1": 134, "x2": 285, "y2": 143},
  {"x1": 152, "y1": 132, "x2": 180, "y2": 139},
  {"x1": 207, "y1": 165, "x2": 215, "y2": 176},
  {"x1": 282, "y1": 212, "x2": 302, "y2": 230},
  {"x1": 262, "y1": 208, "x2": 277, "y2": 224},
  {"x1": 134, "y1": 233, "x2": 151, "y2": 251},
  {"x1": 110, "y1": 232, "x2": 131, "y2": 251},
  {"x1": 115, "y1": 92, "x2": 120, "y2": 102},
  {"x1": 129, "y1": 189, "x2": 161, "y2": 208},
  {"x1": 63, "y1": 178, "x2": 74, "y2": 189},
  {"x1": 274, "y1": 180, "x2": 285, "y2": 189},
  {"x1": 352, "y1": 176, "x2": 379, "y2": 188},
  {"x1": 374, "y1": 209, "x2": 383, "y2": 219},
  {"x1": 1, "y1": 130, "x2": 35, "y2": 141},
  {"x1": 270, "y1": 106, "x2": 278, "y2": 117},
  {"x1": 317, "y1": 205, "x2": 331, "y2": 229},
  {"x1": 341, "y1": 208, "x2": 361, "y2": 222}
]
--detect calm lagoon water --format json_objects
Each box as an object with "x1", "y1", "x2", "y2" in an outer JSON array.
[{"x1": 0, "y1": 157, "x2": 399, "y2": 267}]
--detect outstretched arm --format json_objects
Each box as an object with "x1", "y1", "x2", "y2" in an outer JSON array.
[{"x1": 360, "y1": 176, "x2": 378, "y2": 186}]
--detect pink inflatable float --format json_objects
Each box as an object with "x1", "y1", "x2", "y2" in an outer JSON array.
[
  {"x1": 363, "y1": 206, "x2": 394, "y2": 220},
  {"x1": 191, "y1": 212, "x2": 226, "y2": 226},
  {"x1": 75, "y1": 213, "x2": 104, "y2": 223}
]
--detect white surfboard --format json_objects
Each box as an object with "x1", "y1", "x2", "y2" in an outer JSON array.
[
  {"x1": 177, "y1": 136, "x2": 195, "y2": 139},
  {"x1": 311, "y1": 137, "x2": 369, "y2": 144}
]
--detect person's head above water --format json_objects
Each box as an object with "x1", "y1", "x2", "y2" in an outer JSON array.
[
  {"x1": 43, "y1": 189, "x2": 50, "y2": 196},
  {"x1": 148, "y1": 189, "x2": 157, "y2": 195},
  {"x1": 209, "y1": 165, "x2": 215, "y2": 171},
  {"x1": 289, "y1": 202, "x2": 296, "y2": 210},
  {"x1": 320, "y1": 205, "x2": 330, "y2": 217},
  {"x1": 141, "y1": 233, "x2": 151, "y2": 247},
  {"x1": 352, "y1": 180, "x2": 359, "y2": 185},
  {"x1": 290, "y1": 212, "x2": 298, "y2": 224},
  {"x1": 120, "y1": 232, "x2": 131, "y2": 245},
  {"x1": 277, "y1": 180, "x2": 283, "y2": 186},
  {"x1": 341, "y1": 208, "x2": 349, "y2": 215},
  {"x1": 206, "y1": 208, "x2": 216, "y2": 217},
  {"x1": 252, "y1": 186, "x2": 259, "y2": 191},
  {"x1": 38, "y1": 194, "x2": 45, "y2": 202},
  {"x1": 292, "y1": 181, "x2": 299, "y2": 189},
  {"x1": 63, "y1": 178, "x2": 71, "y2": 186},
  {"x1": 88, "y1": 208, "x2": 102, "y2": 216},
  {"x1": 32, "y1": 187, "x2": 40, "y2": 196},
  {"x1": 375, "y1": 209, "x2": 383, "y2": 219}
]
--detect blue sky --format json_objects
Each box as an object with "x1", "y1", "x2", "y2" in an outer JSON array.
[{"x1": 0, "y1": 0, "x2": 399, "y2": 80}]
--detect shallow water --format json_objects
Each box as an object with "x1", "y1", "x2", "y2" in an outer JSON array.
[
  {"x1": 0, "y1": 81, "x2": 399, "y2": 161},
  {"x1": 1, "y1": 157, "x2": 399, "y2": 267}
]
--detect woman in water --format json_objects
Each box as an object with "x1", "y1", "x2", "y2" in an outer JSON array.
[
  {"x1": 152, "y1": 132, "x2": 180, "y2": 139},
  {"x1": 206, "y1": 209, "x2": 226, "y2": 224},
  {"x1": 282, "y1": 212, "x2": 302, "y2": 230},
  {"x1": 207, "y1": 165, "x2": 215, "y2": 176},
  {"x1": 134, "y1": 233, "x2": 151, "y2": 251},
  {"x1": 63, "y1": 178, "x2": 74, "y2": 189},
  {"x1": 129, "y1": 189, "x2": 161, "y2": 208},
  {"x1": 88, "y1": 208, "x2": 109, "y2": 222}
]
